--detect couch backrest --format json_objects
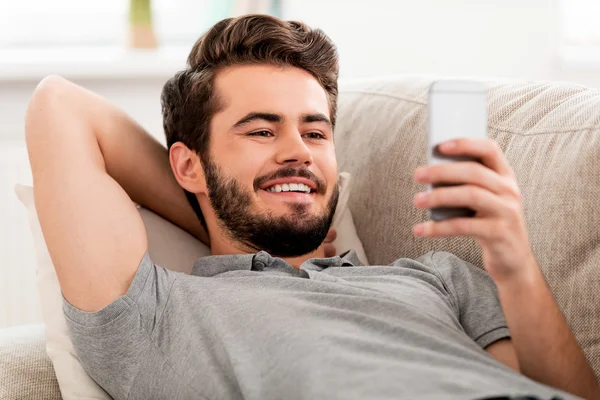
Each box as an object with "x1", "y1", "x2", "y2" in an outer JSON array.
[{"x1": 334, "y1": 76, "x2": 600, "y2": 377}]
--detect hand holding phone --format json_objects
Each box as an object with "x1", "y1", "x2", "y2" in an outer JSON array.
[{"x1": 427, "y1": 80, "x2": 488, "y2": 221}]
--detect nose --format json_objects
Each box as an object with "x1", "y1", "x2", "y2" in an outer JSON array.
[{"x1": 275, "y1": 129, "x2": 313, "y2": 167}]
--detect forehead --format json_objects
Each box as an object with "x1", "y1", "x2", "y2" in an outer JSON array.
[{"x1": 213, "y1": 64, "x2": 330, "y2": 118}]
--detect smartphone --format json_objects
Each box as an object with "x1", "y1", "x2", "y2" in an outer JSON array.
[{"x1": 427, "y1": 80, "x2": 488, "y2": 221}]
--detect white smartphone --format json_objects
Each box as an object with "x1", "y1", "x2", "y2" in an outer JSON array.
[{"x1": 427, "y1": 80, "x2": 488, "y2": 221}]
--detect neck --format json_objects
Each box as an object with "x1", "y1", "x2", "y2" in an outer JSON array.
[{"x1": 209, "y1": 232, "x2": 326, "y2": 269}]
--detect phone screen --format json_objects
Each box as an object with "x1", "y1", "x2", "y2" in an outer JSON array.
[{"x1": 427, "y1": 81, "x2": 488, "y2": 221}]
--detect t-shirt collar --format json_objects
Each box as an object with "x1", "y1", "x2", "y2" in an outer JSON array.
[{"x1": 192, "y1": 248, "x2": 363, "y2": 278}]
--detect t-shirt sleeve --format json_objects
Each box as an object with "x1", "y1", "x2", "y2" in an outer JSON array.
[
  {"x1": 428, "y1": 251, "x2": 510, "y2": 349},
  {"x1": 61, "y1": 251, "x2": 179, "y2": 399}
]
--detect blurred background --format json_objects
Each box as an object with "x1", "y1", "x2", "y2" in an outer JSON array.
[{"x1": 0, "y1": 0, "x2": 598, "y2": 328}]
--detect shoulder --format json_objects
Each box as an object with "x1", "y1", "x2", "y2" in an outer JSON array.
[
  {"x1": 427, "y1": 251, "x2": 487, "y2": 276},
  {"x1": 415, "y1": 250, "x2": 495, "y2": 292},
  {"x1": 428, "y1": 251, "x2": 469, "y2": 266},
  {"x1": 385, "y1": 251, "x2": 451, "y2": 288}
]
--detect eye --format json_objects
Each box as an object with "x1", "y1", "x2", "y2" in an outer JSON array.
[
  {"x1": 248, "y1": 130, "x2": 273, "y2": 137},
  {"x1": 304, "y1": 132, "x2": 326, "y2": 140}
]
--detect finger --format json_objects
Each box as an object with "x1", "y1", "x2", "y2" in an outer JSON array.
[
  {"x1": 437, "y1": 138, "x2": 513, "y2": 177},
  {"x1": 413, "y1": 217, "x2": 495, "y2": 240},
  {"x1": 413, "y1": 185, "x2": 506, "y2": 217},
  {"x1": 324, "y1": 227, "x2": 337, "y2": 243},
  {"x1": 323, "y1": 243, "x2": 337, "y2": 257},
  {"x1": 414, "y1": 162, "x2": 520, "y2": 198}
]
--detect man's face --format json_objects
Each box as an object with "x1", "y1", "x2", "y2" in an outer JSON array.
[{"x1": 203, "y1": 64, "x2": 339, "y2": 257}]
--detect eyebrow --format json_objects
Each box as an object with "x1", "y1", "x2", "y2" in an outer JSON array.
[
  {"x1": 232, "y1": 112, "x2": 281, "y2": 128},
  {"x1": 231, "y1": 112, "x2": 332, "y2": 129},
  {"x1": 301, "y1": 113, "x2": 332, "y2": 127}
]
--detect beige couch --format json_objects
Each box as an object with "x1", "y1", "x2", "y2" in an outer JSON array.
[{"x1": 2, "y1": 75, "x2": 600, "y2": 398}]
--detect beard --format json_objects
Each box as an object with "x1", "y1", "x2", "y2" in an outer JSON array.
[{"x1": 202, "y1": 157, "x2": 339, "y2": 258}]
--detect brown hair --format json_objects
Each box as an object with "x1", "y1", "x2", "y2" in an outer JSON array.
[{"x1": 160, "y1": 14, "x2": 339, "y2": 231}]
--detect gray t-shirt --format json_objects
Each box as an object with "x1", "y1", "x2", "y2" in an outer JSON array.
[{"x1": 63, "y1": 250, "x2": 579, "y2": 400}]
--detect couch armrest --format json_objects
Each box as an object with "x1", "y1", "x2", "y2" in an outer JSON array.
[{"x1": 0, "y1": 324, "x2": 62, "y2": 399}]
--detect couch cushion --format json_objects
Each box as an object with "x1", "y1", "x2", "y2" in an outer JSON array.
[
  {"x1": 0, "y1": 324, "x2": 61, "y2": 399},
  {"x1": 335, "y1": 76, "x2": 600, "y2": 378}
]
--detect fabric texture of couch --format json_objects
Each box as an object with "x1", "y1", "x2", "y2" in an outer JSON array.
[
  {"x1": 3, "y1": 75, "x2": 600, "y2": 399},
  {"x1": 0, "y1": 324, "x2": 61, "y2": 399}
]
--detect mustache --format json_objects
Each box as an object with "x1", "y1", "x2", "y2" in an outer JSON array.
[{"x1": 254, "y1": 166, "x2": 327, "y2": 195}]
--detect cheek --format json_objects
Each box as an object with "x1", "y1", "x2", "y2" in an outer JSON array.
[
  {"x1": 218, "y1": 146, "x2": 265, "y2": 190},
  {"x1": 320, "y1": 147, "x2": 338, "y2": 185}
]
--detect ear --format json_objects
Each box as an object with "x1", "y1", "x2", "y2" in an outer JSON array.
[{"x1": 169, "y1": 142, "x2": 207, "y2": 195}]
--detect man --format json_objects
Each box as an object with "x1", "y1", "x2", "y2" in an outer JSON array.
[{"x1": 25, "y1": 14, "x2": 599, "y2": 400}]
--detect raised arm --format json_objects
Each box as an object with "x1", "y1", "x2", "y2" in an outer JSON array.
[{"x1": 25, "y1": 75, "x2": 208, "y2": 312}]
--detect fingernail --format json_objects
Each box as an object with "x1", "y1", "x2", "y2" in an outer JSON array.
[
  {"x1": 414, "y1": 192, "x2": 428, "y2": 202},
  {"x1": 415, "y1": 167, "x2": 428, "y2": 180}
]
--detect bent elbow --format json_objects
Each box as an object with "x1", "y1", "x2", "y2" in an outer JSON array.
[{"x1": 25, "y1": 75, "x2": 72, "y2": 142}]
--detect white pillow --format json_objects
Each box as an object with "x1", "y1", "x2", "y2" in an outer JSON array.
[{"x1": 15, "y1": 171, "x2": 368, "y2": 400}]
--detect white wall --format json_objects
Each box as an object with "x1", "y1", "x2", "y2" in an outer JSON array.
[{"x1": 285, "y1": 0, "x2": 569, "y2": 83}]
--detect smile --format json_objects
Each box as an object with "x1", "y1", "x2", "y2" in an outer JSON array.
[
  {"x1": 260, "y1": 186, "x2": 315, "y2": 204},
  {"x1": 264, "y1": 182, "x2": 313, "y2": 194}
]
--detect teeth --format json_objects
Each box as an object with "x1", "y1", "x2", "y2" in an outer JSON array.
[{"x1": 265, "y1": 182, "x2": 312, "y2": 193}]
